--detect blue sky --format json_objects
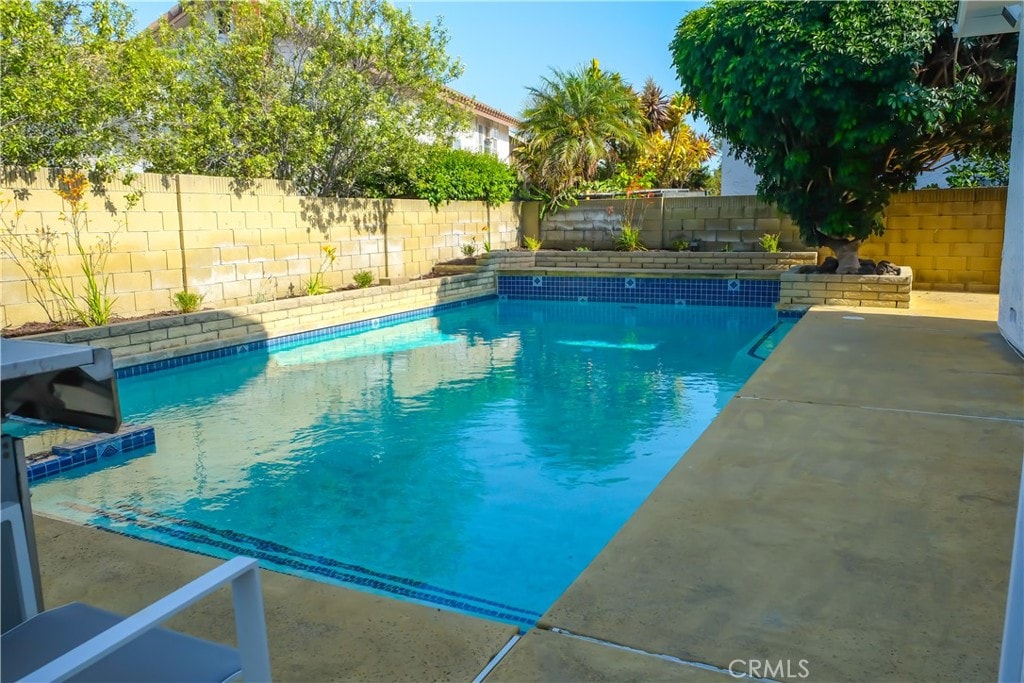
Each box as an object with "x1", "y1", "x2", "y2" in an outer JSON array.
[{"x1": 126, "y1": 1, "x2": 706, "y2": 126}]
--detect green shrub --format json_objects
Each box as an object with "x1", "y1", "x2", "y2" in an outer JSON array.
[
  {"x1": 614, "y1": 226, "x2": 647, "y2": 252},
  {"x1": 412, "y1": 148, "x2": 518, "y2": 208},
  {"x1": 524, "y1": 236, "x2": 543, "y2": 251},
  {"x1": 758, "y1": 233, "x2": 782, "y2": 253},
  {"x1": 671, "y1": 239, "x2": 689, "y2": 251},
  {"x1": 353, "y1": 270, "x2": 374, "y2": 288},
  {"x1": 171, "y1": 290, "x2": 204, "y2": 314}
]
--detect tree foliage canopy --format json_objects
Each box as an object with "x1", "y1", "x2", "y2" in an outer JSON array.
[
  {"x1": 2, "y1": 0, "x2": 467, "y2": 197},
  {"x1": 0, "y1": 0, "x2": 164, "y2": 173},
  {"x1": 671, "y1": 0, "x2": 1017, "y2": 251},
  {"x1": 146, "y1": 0, "x2": 466, "y2": 196}
]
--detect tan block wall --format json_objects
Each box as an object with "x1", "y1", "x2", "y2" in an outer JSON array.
[
  {"x1": 543, "y1": 188, "x2": 1006, "y2": 291},
  {"x1": 777, "y1": 267, "x2": 913, "y2": 310},
  {"x1": 867, "y1": 188, "x2": 1006, "y2": 293},
  {"x1": 1, "y1": 168, "x2": 525, "y2": 327},
  {"x1": 26, "y1": 272, "x2": 496, "y2": 368}
]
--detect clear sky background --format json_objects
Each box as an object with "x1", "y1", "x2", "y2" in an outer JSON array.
[{"x1": 126, "y1": 1, "x2": 707, "y2": 127}]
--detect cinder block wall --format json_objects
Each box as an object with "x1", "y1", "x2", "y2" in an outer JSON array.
[
  {"x1": 868, "y1": 188, "x2": 1006, "y2": 293},
  {"x1": 542, "y1": 188, "x2": 1006, "y2": 292},
  {"x1": 1, "y1": 168, "x2": 524, "y2": 326}
]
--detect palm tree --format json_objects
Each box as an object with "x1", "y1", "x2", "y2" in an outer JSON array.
[
  {"x1": 517, "y1": 60, "x2": 644, "y2": 211},
  {"x1": 638, "y1": 77, "x2": 670, "y2": 134}
]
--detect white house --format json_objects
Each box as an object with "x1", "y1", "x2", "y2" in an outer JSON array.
[{"x1": 444, "y1": 88, "x2": 520, "y2": 163}]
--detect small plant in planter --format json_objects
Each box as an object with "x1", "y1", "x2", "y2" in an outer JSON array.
[
  {"x1": 524, "y1": 236, "x2": 543, "y2": 251},
  {"x1": 615, "y1": 226, "x2": 647, "y2": 251},
  {"x1": 574, "y1": 246, "x2": 591, "y2": 252},
  {"x1": 171, "y1": 290, "x2": 204, "y2": 314},
  {"x1": 672, "y1": 239, "x2": 690, "y2": 252},
  {"x1": 462, "y1": 238, "x2": 478, "y2": 257},
  {"x1": 304, "y1": 244, "x2": 337, "y2": 295},
  {"x1": 759, "y1": 232, "x2": 782, "y2": 253},
  {"x1": 353, "y1": 270, "x2": 374, "y2": 288}
]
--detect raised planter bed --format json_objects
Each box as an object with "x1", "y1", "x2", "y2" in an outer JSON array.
[{"x1": 777, "y1": 265, "x2": 913, "y2": 310}]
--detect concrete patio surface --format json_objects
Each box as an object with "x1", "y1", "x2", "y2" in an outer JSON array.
[
  {"x1": 33, "y1": 515, "x2": 517, "y2": 682},
  {"x1": 27, "y1": 293, "x2": 1023, "y2": 682},
  {"x1": 529, "y1": 308, "x2": 1022, "y2": 682}
]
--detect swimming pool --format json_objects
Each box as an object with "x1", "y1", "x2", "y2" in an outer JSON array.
[{"x1": 30, "y1": 299, "x2": 789, "y2": 627}]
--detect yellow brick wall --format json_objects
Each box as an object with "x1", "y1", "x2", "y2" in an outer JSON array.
[
  {"x1": 1, "y1": 168, "x2": 525, "y2": 327},
  {"x1": 864, "y1": 188, "x2": 1006, "y2": 293}
]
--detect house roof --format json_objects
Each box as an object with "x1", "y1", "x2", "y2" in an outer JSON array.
[{"x1": 443, "y1": 88, "x2": 521, "y2": 129}]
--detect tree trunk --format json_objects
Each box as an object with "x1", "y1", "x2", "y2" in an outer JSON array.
[{"x1": 819, "y1": 236, "x2": 863, "y2": 274}]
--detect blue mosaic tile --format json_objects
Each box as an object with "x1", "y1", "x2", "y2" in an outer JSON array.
[
  {"x1": 85, "y1": 502, "x2": 541, "y2": 626},
  {"x1": 31, "y1": 425, "x2": 157, "y2": 484},
  {"x1": 497, "y1": 275, "x2": 781, "y2": 308}
]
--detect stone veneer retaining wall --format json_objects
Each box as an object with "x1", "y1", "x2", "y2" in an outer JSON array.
[
  {"x1": 777, "y1": 266, "x2": 913, "y2": 310},
  {"x1": 25, "y1": 272, "x2": 495, "y2": 368}
]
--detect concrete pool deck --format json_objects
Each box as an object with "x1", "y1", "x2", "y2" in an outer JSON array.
[{"x1": 31, "y1": 291, "x2": 1022, "y2": 681}]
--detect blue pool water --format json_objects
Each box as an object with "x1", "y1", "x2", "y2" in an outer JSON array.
[{"x1": 31, "y1": 300, "x2": 788, "y2": 626}]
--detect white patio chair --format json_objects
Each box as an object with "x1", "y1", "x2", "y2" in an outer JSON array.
[{"x1": 0, "y1": 503, "x2": 272, "y2": 682}]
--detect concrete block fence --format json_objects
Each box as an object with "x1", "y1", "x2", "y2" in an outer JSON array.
[
  {"x1": 0, "y1": 168, "x2": 524, "y2": 326},
  {"x1": 0, "y1": 167, "x2": 1005, "y2": 328}
]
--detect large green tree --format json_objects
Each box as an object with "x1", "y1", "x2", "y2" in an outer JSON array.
[
  {"x1": 516, "y1": 60, "x2": 644, "y2": 211},
  {"x1": 0, "y1": 0, "x2": 164, "y2": 173},
  {"x1": 146, "y1": 0, "x2": 466, "y2": 197},
  {"x1": 671, "y1": 1, "x2": 1017, "y2": 272}
]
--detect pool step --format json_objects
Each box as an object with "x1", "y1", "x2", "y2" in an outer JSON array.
[{"x1": 27, "y1": 425, "x2": 156, "y2": 483}]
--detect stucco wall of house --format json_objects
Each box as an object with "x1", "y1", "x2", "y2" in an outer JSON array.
[
  {"x1": 453, "y1": 116, "x2": 512, "y2": 162},
  {"x1": 998, "y1": 34, "x2": 1023, "y2": 355}
]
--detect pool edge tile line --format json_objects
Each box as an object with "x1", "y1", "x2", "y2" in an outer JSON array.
[
  {"x1": 63, "y1": 501, "x2": 541, "y2": 627},
  {"x1": 117, "y1": 295, "x2": 497, "y2": 379}
]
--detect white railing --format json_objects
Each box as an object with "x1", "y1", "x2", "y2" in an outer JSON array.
[{"x1": 1, "y1": 503, "x2": 272, "y2": 682}]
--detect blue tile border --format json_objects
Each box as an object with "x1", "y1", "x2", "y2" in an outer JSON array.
[
  {"x1": 117, "y1": 295, "x2": 496, "y2": 379},
  {"x1": 74, "y1": 502, "x2": 540, "y2": 627},
  {"x1": 498, "y1": 275, "x2": 780, "y2": 308},
  {"x1": 27, "y1": 425, "x2": 156, "y2": 483}
]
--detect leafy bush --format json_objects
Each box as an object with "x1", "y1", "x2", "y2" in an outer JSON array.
[
  {"x1": 353, "y1": 270, "x2": 374, "y2": 288},
  {"x1": 413, "y1": 148, "x2": 518, "y2": 208},
  {"x1": 672, "y1": 239, "x2": 689, "y2": 251},
  {"x1": 524, "y1": 236, "x2": 543, "y2": 251},
  {"x1": 171, "y1": 290, "x2": 204, "y2": 313}
]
